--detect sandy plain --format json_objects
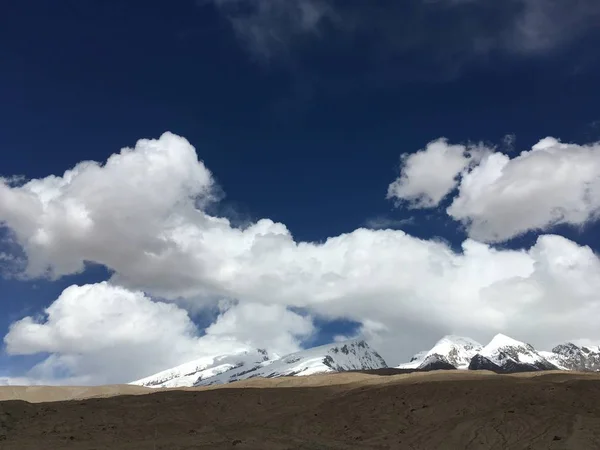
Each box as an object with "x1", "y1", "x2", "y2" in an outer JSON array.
[{"x1": 1, "y1": 370, "x2": 600, "y2": 449}]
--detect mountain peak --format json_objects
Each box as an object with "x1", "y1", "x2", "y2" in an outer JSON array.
[
  {"x1": 485, "y1": 333, "x2": 529, "y2": 351},
  {"x1": 477, "y1": 334, "x2": 557, "y2": 371},
  {"x1": 552, "y1": 343, "x2": 581, "y2": 357},
  {"x1": 434, "y1": 335, "x2": 482, "y2": 349},
  {"x1": 397, "y1": 335, "x2": 482, "y2": 370}
]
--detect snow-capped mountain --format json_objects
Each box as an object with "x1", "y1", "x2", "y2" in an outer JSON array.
[
  {"x1": 195, "y1": 339, "x2": 388, "y2": 386},
  {"x1": 131, "y1": 348, "x2": 273, "y2": 388},
  {"x1": 398, "y1": 335, "x2": 482, "y2": 370},
  {"x1": 131, "y1": 339, "x2": 387, "y2": 388},
  {"x1": 540, "y1": 343, "x2": 600, "y2": 372},
  {"x1": 397, "y1": 333, "x2": 600, "y2": 374},
  {"x1": 468, "y1": 334, "x2": 558, "y2": 373}
]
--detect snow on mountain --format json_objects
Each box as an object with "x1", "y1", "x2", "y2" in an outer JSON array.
[
  {"x1": 134, "y1": 334, "x2": 600, "y2": 387},
  {"x1": 397, "y1": 335, "x2": 482, "y2": 370},
  {"x1": 469, "y1": 334, "x2": 558, "y2": 373},
  {"x1": 537, "y1": 351, "x2": 569, "y2": 371},
  {"x1": 130, "y1": 348, "x2": 273, "y2": 388},
  {"x1": 394, "y1": 334, "x2": 598, "y2": 373},
  {"x1": 413, "y1": 354, "x2": 457, "y2": 371},
  {"x1": 541, "y1": 343, "x2": 600, "y2": 372},
  {"x1": 194, "y1": 339, "x2": 388, "y2": 387},
  {"x1": 479, "y1": 334, "x2": 551, "y2": 366},
  {"x1": 424, "y1": 335, "x2": 482, "y2": 370},
  {"x1": 130, "y1": 339, "x2": 387, "y2": 388},
  {"x1": 397, "y1": 350, "x2": 428, "y2": 369}
]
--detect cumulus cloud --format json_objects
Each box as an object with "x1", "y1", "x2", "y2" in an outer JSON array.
[
  {"x1": 3, "y1": 282, "x2": 313, "y2": 384},
  {"x1": 3, "y1": 132, "x2": 600, "y2": 380},
  {"x1": 204, "y1": 301, "x2": 314, "y2": 355},
  {"x1": 387, "y1": 138, "x2": 488, "y2": 208},
  {"x1": 388, "y1": 136, "x2": 600, "y2": 242},
  {"x1": 448, "y1": 137, "x2": 600, "y2": 241},
  {"x1": 0, "y1": 132, "x2": 215, "y2": 282}
]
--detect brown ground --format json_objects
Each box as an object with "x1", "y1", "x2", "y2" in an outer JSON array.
[{"x1": 2, "y1": 370, "x2": 600, "y2": 449}]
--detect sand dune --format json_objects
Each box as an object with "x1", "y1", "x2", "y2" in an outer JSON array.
[{"x1": 2, "y1": 370, "x2": 600, "y2": 449}]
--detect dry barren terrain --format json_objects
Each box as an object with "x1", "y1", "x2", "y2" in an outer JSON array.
[{"x1": 2, "y1": 370, "x2": 600, "y2": 449}]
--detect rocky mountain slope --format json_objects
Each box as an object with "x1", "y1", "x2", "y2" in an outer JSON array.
[{"x1": 540, "y1": 343, "x2": 600, "y2": 371}]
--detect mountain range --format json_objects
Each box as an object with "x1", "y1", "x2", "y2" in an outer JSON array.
[
  {"x1": 130, "y1": 334, "x2": 600, "y2": 388},
  {"x1": 398, "y1": 334, "x2": 600, "y2": 374},
  {"x1": 131, "y1": 339, "x2": 387, "y2": 388}
]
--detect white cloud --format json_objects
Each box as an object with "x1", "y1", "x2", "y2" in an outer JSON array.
[
  {"x1": 3, "y1": 282, "x2": 312, "y2": 384},
  {"x1": 388, "y1": 136, "x2": 600, "y2": 242},
  {"x1": 0, "y1": 132, "x2": 215, "y2": 281},
  {"x1": 4, "y1": 282, "x2": 200, "y2": 357},
  {"x1": 387, "y1": 138, "x2": 487, "y2": 208},
  {"x1": 205, "y1": 302, "x2": 314, "y2": 355},
  {"x1": 448, "y1": 137, "x2": 600, "y2": 242},
  {"x1": 3, "y1": 132, "x2": 600, "y2": 380}
]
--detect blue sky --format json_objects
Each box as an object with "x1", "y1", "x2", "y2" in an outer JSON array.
[{"x1": 2, "y1": 0, "x2": 600, "y2": 384}]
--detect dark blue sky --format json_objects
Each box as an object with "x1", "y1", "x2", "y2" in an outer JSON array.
[
  {"x1": 2, "y1": 0, "x2": 600, "y2": 379},
  {"x1": 3, "y1": 1, "x2": 600, "y2": 236}
]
